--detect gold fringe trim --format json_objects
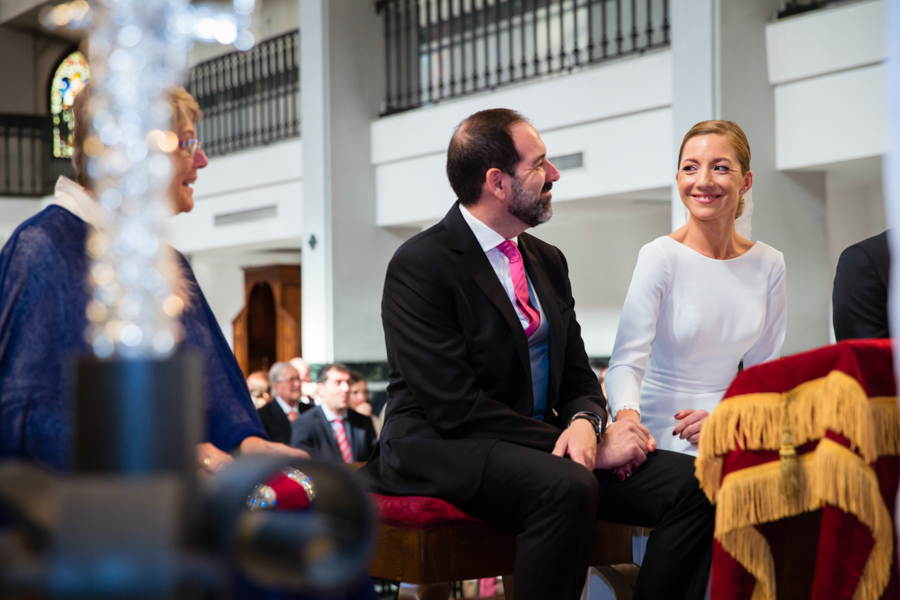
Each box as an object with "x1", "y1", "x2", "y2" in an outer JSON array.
[
  {"x1": 696, "y1": 371, "x2": 898, "y2": 502},
  {"x1": 718, "y1": 526, "x2": 773, "y2": 600},
  {"x1": 712, "y1": 439, "x2": 892, "y2": 600},
  {"x1": 870, "y1": 397, "x2": 900, "y2": 458},
  {"x1": 817, "y1": 440, "x2": 893, "y2": 600}
]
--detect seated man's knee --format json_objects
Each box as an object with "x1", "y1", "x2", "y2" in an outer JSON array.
[
  {"x1": 659, "y1": 452, "x2": 712, "y2": 513},
  {"x1": 553, "y1": 463, "x2": 600, "y2": 512}
]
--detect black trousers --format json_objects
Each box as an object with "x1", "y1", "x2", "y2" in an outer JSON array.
[{"x1": 457, "y1": 442, "x2": 714, "y2": 600}]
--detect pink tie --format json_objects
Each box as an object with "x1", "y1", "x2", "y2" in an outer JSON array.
[
  {"x1": 332, "y1": 419, "x2": 354, "y2": 463},
  {"x1": 497, "y1": 240, "x2": 541, "y2": 337}
]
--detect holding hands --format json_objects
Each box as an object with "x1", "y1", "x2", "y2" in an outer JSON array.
[
  {"x1": 595, "y1": 409, "x2": 656, "y2": 480},
  {"x1": 672, "y1": 409, "x2": 709, "y2": 447}
]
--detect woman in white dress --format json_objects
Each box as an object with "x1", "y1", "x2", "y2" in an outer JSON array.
[{"x1": 605, "y1": 120, "x2": 787, "y2": 472}]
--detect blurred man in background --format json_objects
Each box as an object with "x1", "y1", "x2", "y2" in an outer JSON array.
[
  {"x1": 247, "y1": 370, "x2": 271, "y2": 409},
  {"x1": 290, "y1": 364, "x2": 377, "y2": 463},
  {"x1": 258, "y1": 362, "x2": 313, "y2": 445}
]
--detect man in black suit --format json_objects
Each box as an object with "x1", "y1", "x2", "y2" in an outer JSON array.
[
  {"x1": 362, "y1": 109, "x2": 713, "y2": 600},
  {"x1": 257, "y1": 362, "x2": 313, "y2": 445},
  {"x1": 290, "y1": 363, "x2": 377, "y2": 462},
  {"x1": 833, "y1": 231, "x2": 891, "y2": 340}
]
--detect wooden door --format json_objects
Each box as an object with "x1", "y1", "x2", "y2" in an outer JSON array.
[{"x1": 232, "y1": 265, "x2": 302, "y2": 376}]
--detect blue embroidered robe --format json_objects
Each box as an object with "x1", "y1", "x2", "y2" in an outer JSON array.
[{"x1": 0, "y1": 205, "x2": 268, "y2": 470}]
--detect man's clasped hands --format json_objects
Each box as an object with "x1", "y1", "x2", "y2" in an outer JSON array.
[{"x1": 551, "y1": 407, "x2": 710, "y2": 481}]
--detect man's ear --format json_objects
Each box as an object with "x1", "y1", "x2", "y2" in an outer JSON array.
[{"x1": 485, "y1": 167, "x2": 507, "y2": 201}]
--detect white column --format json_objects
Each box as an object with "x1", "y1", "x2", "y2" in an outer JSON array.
[
  {"x1": 300, "y1": 0, "x2": 334, "y2": 363},
  {"x1": 300, "y1": 0, "x2": 399, "y2": 363}
]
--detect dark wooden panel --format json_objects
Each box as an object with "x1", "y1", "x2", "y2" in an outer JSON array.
[{"x1": 369, "y1": 518, "x2": 633, "y2": 585}]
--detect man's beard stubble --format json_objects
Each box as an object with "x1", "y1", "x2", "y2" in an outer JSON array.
[{"x1": 508, "y1": 175, "x2": 553, "y2": 228}]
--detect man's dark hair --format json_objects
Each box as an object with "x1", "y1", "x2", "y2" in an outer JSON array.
[
  {"x1": 447, "y1": 108, "x2": 528, "y2": 206},
  {"x1": 317, "y1": 362, "x2": 351, "y2": 384}
]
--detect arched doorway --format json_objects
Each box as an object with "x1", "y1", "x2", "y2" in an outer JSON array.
[
  {"x1": 246, "y1": 282, "x2": 277, "y2": 374},
  {"x1": 232, "y1": 265, "x2": 302, "y2": 376}
]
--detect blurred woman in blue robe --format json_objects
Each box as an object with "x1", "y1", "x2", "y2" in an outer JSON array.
[{"x1": 0, "y1": 86, "x2": 305, "y2": 471}]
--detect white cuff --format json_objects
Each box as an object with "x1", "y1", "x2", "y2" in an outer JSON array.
[{"x1": 611, "y1": 403, "x2": 641, "y2": 421}]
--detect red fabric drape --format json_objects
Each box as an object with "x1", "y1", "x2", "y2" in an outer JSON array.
[{"x1": 707, "y1": 339, "x2": 899, "y2": 600}]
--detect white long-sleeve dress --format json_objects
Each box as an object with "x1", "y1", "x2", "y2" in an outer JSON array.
[{"x1": 605, "y1": 236, "x2": 787, "y2": 455}]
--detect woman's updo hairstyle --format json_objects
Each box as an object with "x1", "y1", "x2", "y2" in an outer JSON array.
[{"x1": 677, "y1": 120, "x2": 751, "y2": 220}]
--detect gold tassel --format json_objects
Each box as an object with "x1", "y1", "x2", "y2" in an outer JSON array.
[
  {"x1": 712, "y1": 439, "x2": 892, "y2": 600},
  {"x1": 779, "y1": 397, "x2": 799, "y2": 499},
  {"x1": 696, "y1": 371, "x2": 898, "y2": 502}
]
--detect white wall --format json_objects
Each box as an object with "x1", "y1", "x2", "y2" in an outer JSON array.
[
  {"x1": 372, "y1": 50, "x2": 674, "y2": 227},
  {"x1": 765, "y1": 0, "x2": 887, "y2": 344},
  {"x1": 533, "y1": 201, "x2": 671, "y2": 356},
  {"x1": 172, "y1": 138, "x2": 303, "y2": 253},
  {"x1": 189, "y1": 0, "x2": 300, "y2": 65},
  {"x1": 825, "y1": 157, "x2": 886, "y2": 275},
  {"x1": 189, "y1": 259, "x2": 246, "y2": 348},
  {"x1": 767, "y1": 0, "x2": 886, "y2": 170}
]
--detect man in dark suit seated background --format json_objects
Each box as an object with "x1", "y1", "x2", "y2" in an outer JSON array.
[
  {"x1": 290, "y1": 363, "x2": 377, "y2": 463},
  {"x1": 257, "y1": 362, "x2": 313, "y2": 445},
  {"x1": 362, "y1": 109, "x2": 714, "y2": 600},
  {"x1": 833, "y1": 231, "x2": 891, "y2": 341}
]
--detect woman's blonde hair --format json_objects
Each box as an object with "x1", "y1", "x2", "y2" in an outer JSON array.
[
  {"x1": 71, "y1": 84, "x2": 203, "y2": 188},
  {"x1": 677, "y1": 120, "x2": 751, "y2": 220}
]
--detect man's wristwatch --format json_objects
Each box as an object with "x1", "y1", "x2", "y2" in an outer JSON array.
[{"x1": 570, "y1": 413, "x2": 602, "y2": 443}]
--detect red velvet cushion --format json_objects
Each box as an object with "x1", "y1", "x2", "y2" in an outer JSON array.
[
  {"x1": 263, "y1": 472, "x2": 312, "y2": 511},
  {"x1": 371, "y1": 493, "x2": 483, "y2": 530}
]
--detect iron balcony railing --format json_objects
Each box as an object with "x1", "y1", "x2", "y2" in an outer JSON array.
[
  {"x1": 777, "y1": 0, "x2": 845, "y2": 18},
  {"x1": 188, "y1": 29, "x2": 300, "y2": 158},
  {"x1": 377, "y1": 0, "x2": 670, "y2": 115},
  {"x1": 0, "y1": 114, "x2": 74, "y2": 197}
]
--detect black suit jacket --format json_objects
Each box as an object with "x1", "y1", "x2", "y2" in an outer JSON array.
[
  {"x1": 257, "y1": 399, "x2": 313, "y2": 445},
  {"x1": 362, "y1": 203, "x2": 607, "y2": 503},
  {"x1": 833, "y1": 231, "x2": 891, "y2": 341},
  {"x1": 289, "y1": 406, "x2": 377, "y2": 462}
]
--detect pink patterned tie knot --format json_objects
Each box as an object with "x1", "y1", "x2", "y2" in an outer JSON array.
[{"x1": 497, "y1": 240, "x2": 541, "y2": 338}]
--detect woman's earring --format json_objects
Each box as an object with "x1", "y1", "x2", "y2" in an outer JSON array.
[{"x1": 739, "y1": 190, "x2": 744, "y2": 194}]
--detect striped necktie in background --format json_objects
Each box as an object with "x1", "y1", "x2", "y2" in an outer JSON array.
[{"x1": 331, "y1": 419, "x2": 353, "y2": 463}]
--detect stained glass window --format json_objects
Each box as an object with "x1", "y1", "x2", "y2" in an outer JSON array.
[{"x1": 50, "y1": 51, "x2": 90, "y2": 158}]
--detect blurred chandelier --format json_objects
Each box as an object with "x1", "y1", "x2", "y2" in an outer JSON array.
[{"x1": 43, "y1": 0, "x2": 256, "y2": 359}]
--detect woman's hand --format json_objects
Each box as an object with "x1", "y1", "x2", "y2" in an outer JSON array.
[
  {"x1": 673, "y1": 409, "x2": 709, "y2": 447},
  {"x1": 197, "y1": 442, "x2": 233, "y2": 477},
  {"x1": 238, "y1": 436, "x2": 311, "y2": 459}
]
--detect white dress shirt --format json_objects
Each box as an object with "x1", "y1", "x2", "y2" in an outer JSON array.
[
  {"x1": 274, "y1": 395, "x2": 300, "y2": 421},
  {"x1": 459, "y1": 204, "x2": 550, "y2": 418},
  {"x1": 320, "y1": 403, "x2": 347, "y2": 425}
]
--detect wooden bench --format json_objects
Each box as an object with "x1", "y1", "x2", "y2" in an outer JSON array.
[{"x1": 368, "y1": 494, "x2": 637, "y2": 600}]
